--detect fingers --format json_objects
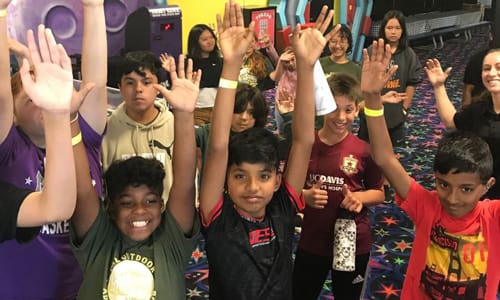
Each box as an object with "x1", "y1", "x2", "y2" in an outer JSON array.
[
  {"x1": 177, "y1": 54, "x2": 185, "y2": 79},
  {"x1": 168, "y1": 56, "x2": 178, "y2": 81},
  {"x1": 317, "y1": 9, "x2": 334, "y2": 35},
  {"x1": 314, "y1": 5, "x2": 329, "y2": 30},
  {"x1": 37, "y1": 25, "x2": 51, "y2": 62},
  {"x1": 19, "y1": 58, "x2": 33, "y2": 88},
  {"x1": 216, "y1": 13, "x2": 223, "y2": 33},
  {"x1": 324, "y1": 24, "x2": 341, "y2": 42},
  {"x1": 152, "y1": 83, "x2": 168, "y2": 98},
  {"x1": 26, "y1": 29, "x2": 41, "y2": 66},
  {"x1": 57, "y1": 44, "x2": 71, "y2": 72}
]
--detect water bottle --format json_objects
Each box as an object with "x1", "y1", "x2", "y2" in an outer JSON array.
[{"x1": 333, "y1": 209, "x2": 356, "y2": 271}]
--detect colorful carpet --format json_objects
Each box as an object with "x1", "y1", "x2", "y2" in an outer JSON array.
[{"x1": 184, "y1": 25, "x2": 493, "y2": 299}]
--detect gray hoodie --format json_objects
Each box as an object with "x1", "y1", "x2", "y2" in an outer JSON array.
[{"x1": 102, "y1": 100, "x2": 174, "y2": 202}]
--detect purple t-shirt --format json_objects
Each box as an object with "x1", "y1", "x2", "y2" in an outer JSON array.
[{"x1": 0, "y1": 117, "x2": 103, "y2": 299}]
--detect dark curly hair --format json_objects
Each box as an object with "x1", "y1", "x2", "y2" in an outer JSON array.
[{"x1": 104, "y1": 157, "x2": 166, "y2": 203}]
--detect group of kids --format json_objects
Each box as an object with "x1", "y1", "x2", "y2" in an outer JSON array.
[{"x1": 1, "y1": 0, "x2": 500, "y2": 299}]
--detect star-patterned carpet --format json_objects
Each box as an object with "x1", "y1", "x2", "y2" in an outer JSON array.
[{"x1": 184, "y1": 25, "x2": 494, "y2": 299}]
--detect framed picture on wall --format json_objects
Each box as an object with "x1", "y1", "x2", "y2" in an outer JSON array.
[{"x1": 243, "y1": 6, "x2": 277, "y2": 48}]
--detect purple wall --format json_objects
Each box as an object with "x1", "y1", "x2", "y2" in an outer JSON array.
[{"x1": 7, "y1": 0, "x2": 160, "y2": 56}]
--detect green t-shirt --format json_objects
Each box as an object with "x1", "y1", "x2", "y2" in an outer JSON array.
[
  {"x1": 319, "y1": 56, "x2": 361, "y2": 82},
  {"x1": 71, "y1": 206, "x2": 200, "y2": 299}
]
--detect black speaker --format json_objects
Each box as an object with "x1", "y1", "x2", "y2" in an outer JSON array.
[{"x1": 124, "y1": 5, "x2": 182, "y2": 59}]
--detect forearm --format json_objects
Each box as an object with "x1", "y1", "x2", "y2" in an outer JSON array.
[
  {"x1": 209, "y1": 60, "x2": 240, "y2": 150},
  {"x1": 265, "y1": 46, "x2": 279, "y2": 65},
  {"x1": 172, "y1": 112, "x2": 196, "y2": 187},
  {"x1": 403, "y1": 86, "x2": 414, "y2": 110},
  {"x1": 80, "y1": 2, "x2": 108, "y2": 132},
  {"x1": 433, "y1": 84, "x2": 456, "y2": 129},
  {"x1": 352, "y1": 189, "x2": 384, "y2": 206},
  {"x1": 364, "y1": 94, "x2": 393, "y2": 165},
  {"x1": 293, "y1": 61, "x2": 315, "y2": 146},
  {"x1": 40, "y1": 112, "x2": 76, "y2": 222},
  {"x1": 168, "y1": 111, "x2": 196, "y2": 233}
]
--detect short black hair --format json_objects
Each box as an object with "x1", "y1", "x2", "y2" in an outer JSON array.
[
  {"x1": 104, "y1": 157, "x2": 165, "y2": 203},
  {"x1": 234, "y1": 83, "x2": 269, "y2": 128},
  {"x1": 119, "y1": 50, "x2": 163, "y2": 82},
  {"x1": 228, "y1": 127, "x2": 280, "y2": 171},
  {"x1": 434, "y1": 131, "x2": 493, "y2": 184}
]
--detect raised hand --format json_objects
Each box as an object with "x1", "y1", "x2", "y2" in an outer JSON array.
[
  {"x1": 290, "y1": 6, "x2": 336, "y2": 66},
  {"x1": 361, "y1": 39, "x2": 398, "y2": 96},
  {"x1": 20, "y1": 25, "x2": 73, "y2": 114},
  {"x1": 159, "y1": 52, "x2": 172, "y2": 72},
  {"x1": 424, "y1": 58, "x2": 451, "y2": 88},
  {"x1": 340, "y1": 185, "x2": 363, "y2": 213},
  {"x1": 279, "y1": 49, "x2": 294, "y2": 63},
  {"x1": 275, "y1": 90, "x2": 294, "y2": 114},
  {"x1": 153, "y1": 54, "x2": 201, "y2": 113},
  {"x1": 216, "y1": 0, "x2": 254, "y2": 62},
  {"x1": 303, "y1": 179, "x2": 328, "y2": 209}
]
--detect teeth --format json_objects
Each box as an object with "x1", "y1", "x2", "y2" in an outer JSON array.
[{"x1": 132, "y1": 221, "x2": 148, "y2": 227}]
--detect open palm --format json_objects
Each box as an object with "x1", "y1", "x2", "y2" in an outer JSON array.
[{"x1": 20, "y1": 26, "x2": 73, "y2": 113}]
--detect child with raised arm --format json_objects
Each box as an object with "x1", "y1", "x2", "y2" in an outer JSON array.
[
  {"x1": 198, "y1": 1, "x2": 335, "y2": 298},
  {"x1": 70, "y1": 55, "x2": 201, "y2": 299},
  {"x1": 1, "y1": 21, "x2": 76, "y2": 243},
  {"x1": 0, "y1": 0, "x2": 107, "y2": 297},
  {"x1": 362, "y1": 39, "x2": 500, "y2": 299},
  {"x1": 292, "y1": 73, "x2": 384, "y2": 300},
  {"x1": 425, "y1": 51, "x2": 500, "y2": 199}
]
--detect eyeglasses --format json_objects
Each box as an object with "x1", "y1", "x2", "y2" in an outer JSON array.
[{"x1": 329, "y1": 38, "x2": 348, "y2": 46}]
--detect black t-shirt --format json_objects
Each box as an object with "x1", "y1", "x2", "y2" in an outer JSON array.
[
  {"x1": 0, "y1": 181, "x2": 39, "y2": 243},
  {"x1": 454, "y1": 98, "x2": 500, "y2": 199}
]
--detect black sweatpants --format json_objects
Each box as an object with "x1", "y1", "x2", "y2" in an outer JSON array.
[{"x1": 292, "y1": 247, "x2": 369, "y2": 300}]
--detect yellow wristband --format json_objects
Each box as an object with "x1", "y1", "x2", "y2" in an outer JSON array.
[
  {"x1": 219, "y1": 78, "x2": 238, "y2": 89},
  {"x1": 0, "y1": 9, "x2": 6, "y2": 17},
  {"x1": 364, "y1": 106, "x2": 384, "y2": 117},
  {"x1": 71, "y1": 132, "x2": 82, "y2": 146}
]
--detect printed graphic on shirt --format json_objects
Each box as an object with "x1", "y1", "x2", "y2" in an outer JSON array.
[
  {"x1": 307, "y1": 173, "x2": 344, "y2": 192},
  {"x1": 341, "y1": 154, "x2": 359, "y2": 176},
  {"x1": 103, "y1": 253, "x2": 156, "y2": 300},
  {"x1": 420, "y1": 224, "x2": 487, "y2": 299},
  {"x1": 248, "y1": 227, "x2": 276, "y2": 248},
  {"x1": 385, "y1": 59, "x2": 401, "y2": 90}
]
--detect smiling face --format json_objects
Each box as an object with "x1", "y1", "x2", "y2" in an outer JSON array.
[
  {"x1": 434, "y1": 171, "x2": 490, "y2": 218},
  {"x1": 120, "y1": 69, "x2": 159, "y2": 123},
  {"x1": 328, "y1": 32, "x2": 349, "y2": 61},
  {"x1": 482, "y1": 51, "x2": 500, "y2": 95},
  {"x1": 227, "y1": 162, "x2": 281, "y2": 218},
  {"x1": 109, "y1": 184, "x2": 164, "y2": 242},
  {"x1": 322, "y1": 95, "x2": 358, "y2": 137}
]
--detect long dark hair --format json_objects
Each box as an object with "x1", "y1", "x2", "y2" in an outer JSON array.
[
  {"x1": 187, "y1": 24, "x2": 220, "y2": 59},
  {"x1": 379, "y1": 10, "x2": 408, "y2": 50}
]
